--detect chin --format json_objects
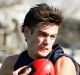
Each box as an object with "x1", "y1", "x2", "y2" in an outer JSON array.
[{"x1": 38, "y1": 51, "x2": 49, "y2": 57}]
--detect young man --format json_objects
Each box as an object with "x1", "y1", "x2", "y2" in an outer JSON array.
[{"x1": 0, "y1": 3, "x2": 76, "y2": 75}]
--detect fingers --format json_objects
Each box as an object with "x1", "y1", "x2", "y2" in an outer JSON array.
[
  {"x1": 13, "y1": 66, "x2": 31, "y2": 75},
  {"x1": 18, "y1": 67, "x2": 31, "y2": 75},
  {"x1": 13, "y1": 66, "x2": 26, "y2": 75}
]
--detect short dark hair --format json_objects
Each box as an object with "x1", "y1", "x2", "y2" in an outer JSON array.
[{"x1": 21, "y1": 3, "x2": 63, "y2": 33}]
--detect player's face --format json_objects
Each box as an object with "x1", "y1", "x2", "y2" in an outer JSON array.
[{"x1": 25, "y1": 23, "x2": 59, "y2": 60}]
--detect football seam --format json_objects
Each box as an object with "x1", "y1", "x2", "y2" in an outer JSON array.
[{"x1": 37, "y1": 59, "x2": 49, "y2": 75}]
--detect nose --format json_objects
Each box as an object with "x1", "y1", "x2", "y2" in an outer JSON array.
[{"x1": 43, "y1": 37, "x2": 50, "y2": 46}]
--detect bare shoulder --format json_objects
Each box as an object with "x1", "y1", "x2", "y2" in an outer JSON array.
[
  {"x1": 54, "y1": 56, "x2": 76, "y2": 75},
  {"x1": 2, "y1": 54, "x2": 20, "y2": 67},
  {"x1": 57, "y1": 56, "x2": 74, "y2": 65},
  {"x1": 55, "y1": 56, "x2": 75, "y2": 67},
  {"x1": 0, "y1": 54, "x2": 20, "y2": 75},
  {"x1": 0, "y1": 54, "x2": 20, "y2": 71},
  {"x1": 5, "y1": 54, "x2": 20, "y2": 62}
]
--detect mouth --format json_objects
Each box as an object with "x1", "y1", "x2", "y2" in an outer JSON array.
[{"x1": 39, "y1": 47, "x2": 48, "y2": 50}]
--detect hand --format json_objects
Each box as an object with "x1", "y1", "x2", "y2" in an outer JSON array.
[{"x1": 13, "y1": 66, "x2": 31, "y2": 75}]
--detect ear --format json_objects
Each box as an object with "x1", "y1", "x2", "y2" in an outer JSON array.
[{"x1": 23, "y1": 26, "x2": 30, "y2": 40}]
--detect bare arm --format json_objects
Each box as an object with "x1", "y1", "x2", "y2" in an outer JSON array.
[{"x1": 54, "y1": 56, "x2": 76, "y2": 75}]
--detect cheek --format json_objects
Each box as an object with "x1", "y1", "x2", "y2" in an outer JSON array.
[
  {"x1": 29, "y1": 37, "x2": 41, "y2": 47},
  {"x1": 33, "y1": 37, "x2": 42, "y2": 45}
]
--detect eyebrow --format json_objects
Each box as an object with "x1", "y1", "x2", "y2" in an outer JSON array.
[
  {"x1": 38, "y1": 31, "x2": 57, "y2": 36},
  {"x1": 39, "y1": 30, "x2": 48, "y2": 33}
]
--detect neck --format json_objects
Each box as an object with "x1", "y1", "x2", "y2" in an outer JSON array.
[{"x1": 28, "y1": 51, "x2": 45, "y2": 60}]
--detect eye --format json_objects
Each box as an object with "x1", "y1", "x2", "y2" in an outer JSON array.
[
  {"x1": 50, "y1": 35, "x2": 57, "y2": 39},
  {"x1": 41, "y1": 33, "x2": 47, "y2": 37},
  {"x1": 38, "y1": 31, "x2": 48, "y2": 37}
]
